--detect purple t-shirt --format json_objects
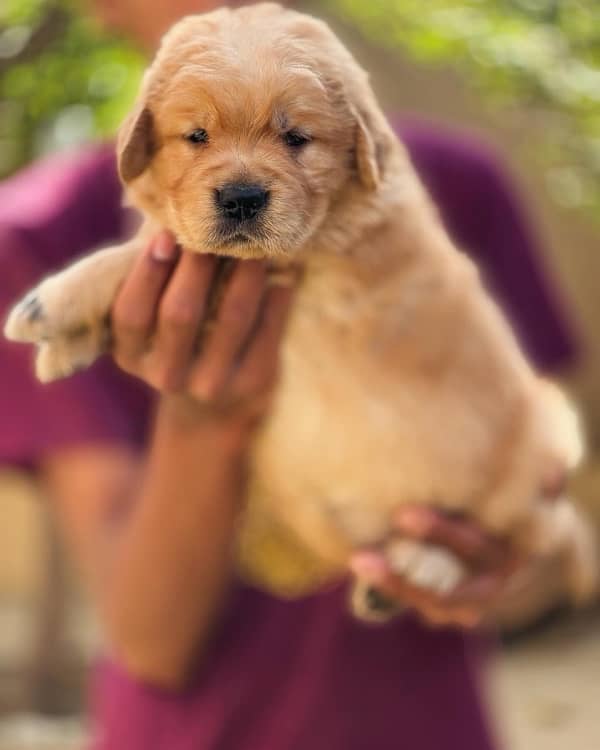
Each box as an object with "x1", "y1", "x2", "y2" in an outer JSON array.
[{"x1": 0, "y1": 122, "x2": 577, "y2": 750}]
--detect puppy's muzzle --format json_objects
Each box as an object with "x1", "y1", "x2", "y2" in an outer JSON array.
[{"x1": 216, "y1": 184, "x2": 270, "y2": 223}]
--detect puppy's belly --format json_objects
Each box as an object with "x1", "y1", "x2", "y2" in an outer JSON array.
[{"x1": 249, "y1": 320, "x2": 514, "y2": 566}]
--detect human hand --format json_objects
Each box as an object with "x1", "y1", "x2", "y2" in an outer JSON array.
[
  {"x1": 111, "y1": 231, "x2": 296, "y2": 430},
  {"x1": 350, "y1": 506, "x2": 522, "y2": 629}
]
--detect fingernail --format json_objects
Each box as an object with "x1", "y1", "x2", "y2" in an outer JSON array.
[
  {"x1": 394, "y1": 507, "x2": 432, "y2": 536},
  {"x1": 349, "y1": 553, "x2": 387, "y2": 582},
  {"x1": 152, "y1": 233, "x2": 178, "y2": 262}
]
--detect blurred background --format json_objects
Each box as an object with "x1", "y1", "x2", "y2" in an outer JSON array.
[{"x1": 0, "y1": 0, "x2": 599, "y2": 748}]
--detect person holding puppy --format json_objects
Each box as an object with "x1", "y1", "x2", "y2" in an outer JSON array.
[{"x1": 0, "y1": 1, "x2": 578, "y2": 749}]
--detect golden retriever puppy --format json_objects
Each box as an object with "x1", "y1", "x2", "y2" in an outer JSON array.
[{"x1": 6, "y1": 3, "x2": 596, "y2": 620}]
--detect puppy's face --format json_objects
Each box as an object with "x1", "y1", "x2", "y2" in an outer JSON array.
[{"x1": 118, "y1": 5, "x2": 382, "y2": 259}]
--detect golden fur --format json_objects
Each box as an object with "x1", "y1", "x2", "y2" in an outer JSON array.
[{"x1": 6, "y1": 3, "x2": 597, "y2": 618}]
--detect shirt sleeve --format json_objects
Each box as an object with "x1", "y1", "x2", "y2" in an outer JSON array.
[
  {"x1": 399, "y1": 121, "x2": 580, "y2": 373},
  {"x1": 0, "y1": 147, "x2": 152, "y2": 470},
  {"x1": 463, "y1": 153, "x2": 579, "y2": 372}
]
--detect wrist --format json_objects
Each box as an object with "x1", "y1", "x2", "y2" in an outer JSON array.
[{"x1": 159, "y1": 394, "x2": 258, "y2": 455}]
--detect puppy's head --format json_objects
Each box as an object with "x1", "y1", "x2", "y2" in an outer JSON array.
[{"x1": 118, "y1": 3, "x2": 389, "y2": 259}]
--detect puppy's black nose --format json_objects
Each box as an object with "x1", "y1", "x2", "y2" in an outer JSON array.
[{"x1": 217, "y1": 185, "x2": 269, "y2": 222}]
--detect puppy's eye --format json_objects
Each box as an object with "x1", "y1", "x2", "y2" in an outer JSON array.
[
  {"x1": 185, "y1": 129, "x2": 209, "y2": 144},
  {"x1": 283, "y1": 130, "x2": 311, "y2": 148}
]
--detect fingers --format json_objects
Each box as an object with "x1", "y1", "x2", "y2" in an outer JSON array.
[
  {"x1": 350, "y1": 523, "x2": 519, "y2": 631},
  {"x1": 188, "y1": 260, "x2": 267, "y2": 400},
  {"x1": 111, "y1": 233, "x2": 296, "y2": 407},
  {"x1": 152, "y1": 252, "x2": 217, "y2": 391},
  {"x1": 112, "y1": 232, "x2": 179, "y2": 365},
  {"x1": 417, "y1": 604, "x2": 483, "y2": 629},
  {"x1": 349, "y1": 553, "x2": 453, "y2": 613},
  {"x1": 393, "y1": 506, "x2": 512, "y2": 570},
  {"x1": 230, "y1": 283, "x2": 295, "y2": 399},
  {"x1": 448, "y1": 572, "x2": 507, "y2": 606},
  {"x1": 414, "y1": 571, "x2": 505, "y2": 628},
  {"x1": 350, "y1": 554, "x2": 498, "y2": 629}
]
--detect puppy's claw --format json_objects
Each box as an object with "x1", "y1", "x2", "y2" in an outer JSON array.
[
  {"x1": 350, "y1": 580, "x2": 403, "y2": 623},
  {"x1": 365, "y1": 586, "x2": 397, "y2": 614},
  {"x1": 4, "y1": 293, "x2": 45, "y2": 343},
  {"x1": 22, "y1": 293, "x2": 44, "y2": 322}
]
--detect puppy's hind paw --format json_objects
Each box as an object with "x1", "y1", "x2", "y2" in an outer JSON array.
[
  {"x1": 350, "y1": 579, "x2": 403, "y2": 624},
  {"x1": 385, "y1": 539, "x2": 466, "y2": 596}
]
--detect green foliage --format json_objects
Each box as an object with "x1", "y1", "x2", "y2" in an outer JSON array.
[
  {"x1": 328, "y1": 0, "x2": 600, "y2": 215},
  {"x1": 1, "y1": 0, "x2": 598, "y2": 217},
  {"x1": 0, "y1": 0, "x2": 143, "y2": 176}
]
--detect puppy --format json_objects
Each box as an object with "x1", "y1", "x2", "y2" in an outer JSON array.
[{"x1": 5, "y1": 3, "x2": 597, "y2": 620}]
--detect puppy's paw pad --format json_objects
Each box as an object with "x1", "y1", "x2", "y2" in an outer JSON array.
[
  {"x1": 21, "y1": 293, "x2": 45, "y2": 322},
  {"x1": 4, "y1": 292, "x2": 46, "y2": 343},
  {"x1": 385, "y1": 539, "x2": 466, "y2": 596}
]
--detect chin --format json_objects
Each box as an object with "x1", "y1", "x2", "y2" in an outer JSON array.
[
  {"x1": 215, "y1": 242, "x2": 270, "y2": 260},
  {"x1": 193, "y1": 229, "x2": 305, "y2": 261}
]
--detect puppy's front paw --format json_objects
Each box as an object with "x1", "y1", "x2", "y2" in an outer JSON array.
[
  {"x1": 386, "y1": 539, "x2": 466, "y2": 595},
  {"x1": 35, "y1": 328, "x2": 109, "y2": 383},
  {"x1": 5, "y1": 277, "x2": 110, "y2": 382},
  {"x1": 4, "y1": 289, "x2": 48, "y2": 343},
  {"x1": 4, "y1": 274, "x2": 86, "y2": 345}
]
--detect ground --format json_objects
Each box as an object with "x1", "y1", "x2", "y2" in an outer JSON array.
[{"x1": 495, "y1": 606, "x2": 600, "y2": 750}]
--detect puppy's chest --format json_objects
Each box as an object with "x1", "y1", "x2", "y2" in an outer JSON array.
[{"x1": 250, "y1": 271, "x2": 500, "y2": 518}]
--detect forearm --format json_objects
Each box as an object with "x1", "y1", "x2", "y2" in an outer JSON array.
[
  {"x1": 102, "y1": 396, "x2": 252, "y2": 687},
  {"x1": 44, "y1": 240, "x2": 293, "y2": 687}
]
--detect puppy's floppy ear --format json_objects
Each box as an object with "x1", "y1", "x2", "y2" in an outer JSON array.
[
  {"x1": 351, "y1": 104, "x2": 381, "y2": 191},
  {"x1": 117, "y1": 105, "x2": 156, "y2": 183},
  {"x1": 323, "y1": 72, "x2": 384, "y2": 191}
]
